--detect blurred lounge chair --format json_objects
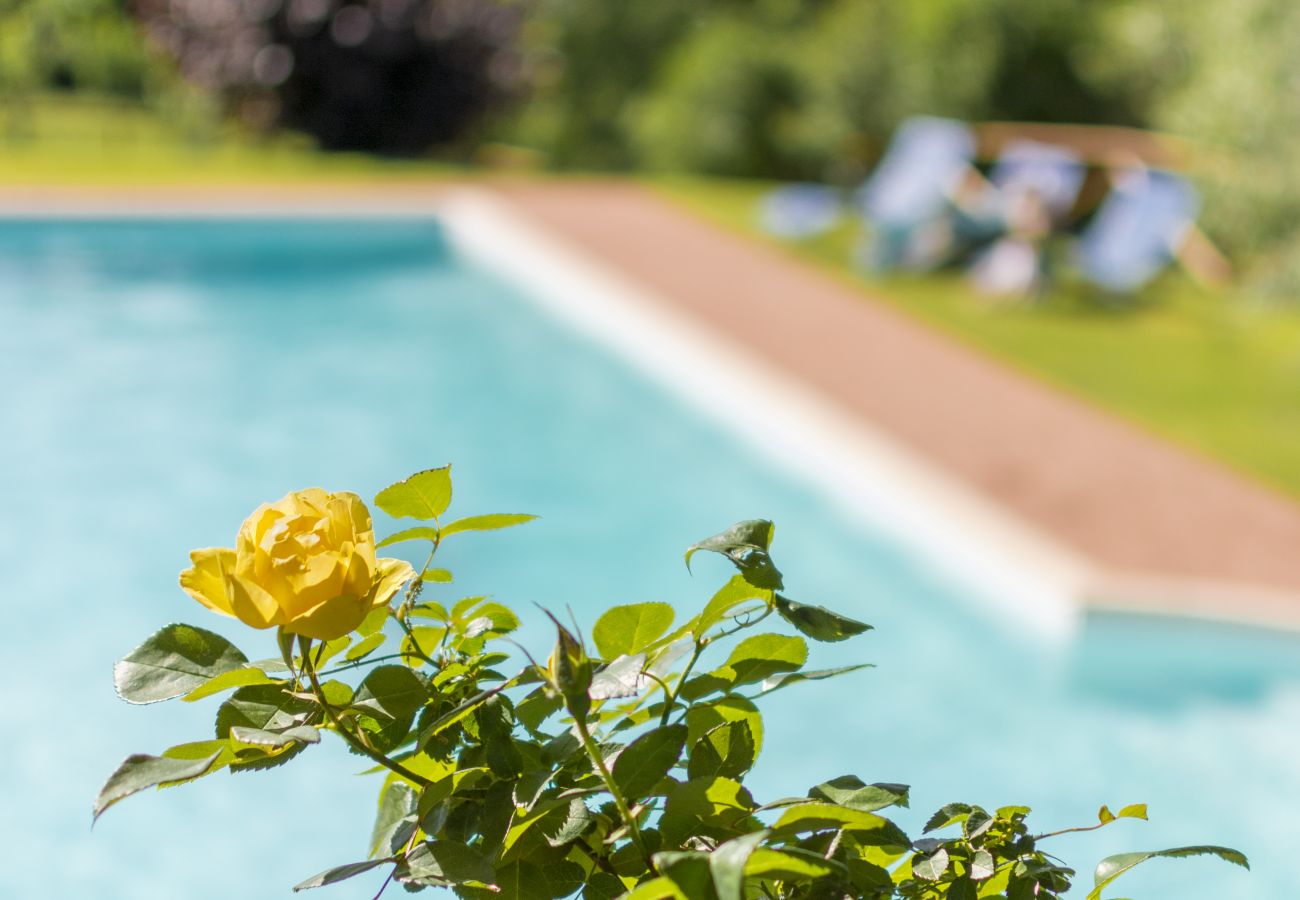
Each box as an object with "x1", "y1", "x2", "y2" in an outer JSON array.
[
  {"x1": 759, "y1": 183, "x2": 842, "y2": 239},
  {"x1": 1076, "y1": 168, "x2": 1199, "y2": 293},
  {"x1": 856, "y1": 116, "x2": 977, "y2": 271},
  {"x1": 969, "y1": 140, "x2": 1086, "y2": 297}
]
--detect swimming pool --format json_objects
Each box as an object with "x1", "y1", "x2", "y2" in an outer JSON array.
[{"x1": 2, "y1": 214, "x2": 1295, "y2": 898}]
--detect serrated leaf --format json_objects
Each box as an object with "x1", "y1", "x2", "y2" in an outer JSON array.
[
  {"x1": 774, "y1": 595, "x2": 872, "y2": 642},
  {"x1": 745, "y1": 847, "x2": 838, "y2": 880},
  {"x1": 404, "y1": 840, "x2": 495, "y2": 886},
  {"x1": 687, "y1": 721, "x2": 756, "y2": 781},
  {"x1": 375, "y1": 466, "x2": 452, "y2": 520},
  {"x1": 660, "y1": 777, "x2": 756, "y2": 846},
  {"x1": 182, "y1": 666, "x2": 276, "y2": 702},
  {"x1": 771, "y1": 802, "x2": 887, "y2": 836},
  {"x1": 808, "y1": 776, "x2": 909, "y2": 812},
  {"x1": 293, "y1": 859, "x2": 389, "y2": 891},
  {"x1": 971, "y1": 849, "x2": 996, "y2": 881},
  {"x1": 612, "y1": 724, "x2": 687, "y2": 800},
  {"x1": 913, "y1": 847, "x2": 950, "y2": 881},
  {"x1": 686, "y1": 520, "x2": 783, "y2": 590},
  {"x1": 376, "y1": 526, "x2": 441, "y2": 549},
  {"x1": 721, "y1": 633, "x2": 807, "y2": 685},
  {"x1": 546, "y1": 797, "x2": 594, "y2": 847},
  {"x1": 924, "y1": 802, "x2": 973, "y2": 833},
  {"x1": 215, "y1": 684, "x2": 313, "y2": 738},
  {"x1": 345, "y1": 632, "x2": 387, "y2": 662},
  {"x1": 371, "y1": 782, "x2": 418, "y2": 858},
  {"x1": 352, "y1": 665, "x2": 428, "y2": 720},
  {"x1": 93, "y1": 751, "x2": 223, "y2": 822},
  {"x1": 589, "y1": 653, "x2": 649, "y2": 701},
  {"x1": 439, "y1": 513, "x2": 537, "y2": 537},
  {"x1": 114, "y1": 624, "x2": 248, "y2": 704},
  {"x1": 710, "y1": 829, "x2": 769, "y2": 900},
  {"x1": 655, "y1": 851, "x2": 712, "y2": 899},
  {"x1": 1087, "y1": 846, "x2": 1248, "y2": 900},
  {"x1": 593, "y1": 602, "x2": 676, "y2": 659},
  {"x1": 757, "y1": 664, "x2": 872, "y2": 696},
  {"x1": 695, "y1": 575, "x2": 772, "y2": 636},
  {"x1": 230, "y1": 724, "x2": 320, "y2": 748}
]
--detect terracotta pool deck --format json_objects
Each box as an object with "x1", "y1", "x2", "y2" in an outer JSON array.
[
  {"x1": 487, "y1": 181, "x2": 1300, "y2": 628},
  {"x1": 7, "y1": 179, "x2": 1300, "y2": 627}
]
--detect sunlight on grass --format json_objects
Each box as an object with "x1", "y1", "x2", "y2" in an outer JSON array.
[
  {"x1": 653, "y1": 177, "x2": 1300, "y2": 499},
  {"x1": 0, "y1": 94, "x2": 458, "y2": 184}
]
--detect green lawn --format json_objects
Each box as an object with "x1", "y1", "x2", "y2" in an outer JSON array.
[
  {"x1": 5, "y1": 96, "x2": 1298, "y2": 498},
  {"x1": 653, "y1": 178, "x2": 1300, "y2": 499},
  {"x1": 0, "y1": 93, "x2": 457, "y2": 183}
]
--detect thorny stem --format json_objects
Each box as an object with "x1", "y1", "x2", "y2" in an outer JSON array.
[
  {"x1": 296, "y1": 633, "x2": 432, "y2": 788},
  {"x1": 574, "y1": 715, "x2": 652, "y2": 870}
]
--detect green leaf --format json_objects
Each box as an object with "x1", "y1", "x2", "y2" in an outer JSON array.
[
  {"x1": 756, "y1": 664, "x2": 872, "y2": 696},
  {"x1": 660, "y1": 777, "x2": 757, "y2": 846},
  {"x1": 345, "y1": 632, "x2": 387, "y2": 662},
  {"x1": 745, "y1": 847, "x2": 838, "y2": 881},
  {"x1": 593, "y1": 602, "x2": 676, "y2": 659},
  {"x1": 770, "y1": 802, "x2": 888, "y2": 836},
  {"x1": 589, "y1": 653, "x2": 649, "y2": 701},
  {"x1": 371, "y1": 782, "x2": 418, "y2": 858},
  {"x1": 686, "y1": 696, "x2": 764, "y2": 758},
  {"x1": 423, "y1": 568, "x2": 453, "y2": 583},
  {"x1": 1087, "y1": 846, "x2": 1248, "y2": 900},
  {"x1": 808, "y1": 776, "x2": 909, "y2": 812},
  {"x1": 114, "y1": 624, "x2": 248, "y2": 704},
  {"x1": 94, "y1": 751, "x2": 223, "y2": 822},
  {"x1": 774, "y1": 595, "x2": 871, "y2": 642},
  {"x1": 612, "y1": 724, "x2": 687, "y2": 799},
  {"x1": 375, "y1": 466, "x2": 453, "y2": 521},
  {"x1": 686, "y1": 520, "x2": 774, "y2": 566},
  {"x1": 352, "y1": 665, "x2": 428, "y2": 721},
  {"x1": 654, "y1": 851, "x2": 713, "y2": 899},
  {"x1": 721, "y1": 633, "x2": 807, "y2": 685},
  {"x1": 230, "y1": 725, "x2": 319, "y2": 748},
  {"x1": 440, "y1": 513, "x2": 537, "y2": 537},
  {"x1": 404, "y1": 840, "x2": 495, "y2": 886},
  {"x1": 476, "y1": 695, "x2": 524, "y2": 779},
  {"x1": 182, "y1": 666, "x2": 275, "y2": 702},
  {"x1": 293, "y1": 859, "x2": 389, "y2": 891},
  {"x1": 1118, "y1": 803, "x2": 1149, "y2": 820},
  {"x1": 376, "y1": 526, "x2": 441, "y2": 549},
  {"x1": 621, "y1": 876, "x2": 681, "y2": 900},
  {"x1": 547, "y1": 798, "x2": 594, "y2": 847},
  {"x1": 686, "y1": 520, "x2": 783, "y2": 590},
  {"x1": 971, "y1": 849, "x2": 996, "y2": 881},
  {"x1": 913, "y1": 847, "x2": 950, "y2": 881},
  {"x1": 710, "y1": 830, "x2": 769, "y2": 900},
  {"x1": 215, "y1": 684, "x2": 313, "y2": 738},
  {"x1": 924, "y1": 803, "x2": 973, "y2": 833},
  {"x1": 695, "y1": 576, "x2": 772, "y2": 636},
  {"x1": 687, "y1": 721, "x2": 756, "y2": 781}
]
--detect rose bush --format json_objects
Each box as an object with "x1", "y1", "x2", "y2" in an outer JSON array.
[
  {"x1": 179, "y1": 487, "x2": 414, "y2": 641},
  {"x1": 99, "y1": 466, "x2": 1248, "y2": 899}
]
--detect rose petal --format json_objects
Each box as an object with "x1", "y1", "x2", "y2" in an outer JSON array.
[
  {"x1": 372, "y1": 557, "x2": 416, "y2": 608},
  {"x1": 179, "y1": 548, "x2": 238, "y2": 618},
  {"x1": 282, "y1": 593, "x2": 369, "y2": 642}
]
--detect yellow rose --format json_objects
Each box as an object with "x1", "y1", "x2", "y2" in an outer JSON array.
[{"x1": 179, "y1": 488, "x2": 414, "y2": 642}]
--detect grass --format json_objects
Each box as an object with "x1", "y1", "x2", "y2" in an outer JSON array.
[
  {"x1": 0, "y1": 93, "x2": 458, "y2": 184},
  {"x1": 652, "y1": 177, "x2": 1300, "y2": 499},
  {"x1": 5, "y1": 95, "x2": 1299, "y2": 498}
]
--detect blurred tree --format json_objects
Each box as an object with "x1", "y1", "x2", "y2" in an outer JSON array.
[
  {"x1": 132, "y1": 0, "x2": 526, "y2": 156},
  {"x1": 0, "y1": 0, "x2": 162, "y2": 99}
]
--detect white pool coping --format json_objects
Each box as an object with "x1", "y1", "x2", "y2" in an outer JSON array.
[{"x1": 436, "y1": 189, "x2": 1095, "y2": 638}]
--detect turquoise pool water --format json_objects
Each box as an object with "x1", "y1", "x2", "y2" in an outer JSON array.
[{"x1": 3, "y1": 218, "x2": 1296, "y2": 898}]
